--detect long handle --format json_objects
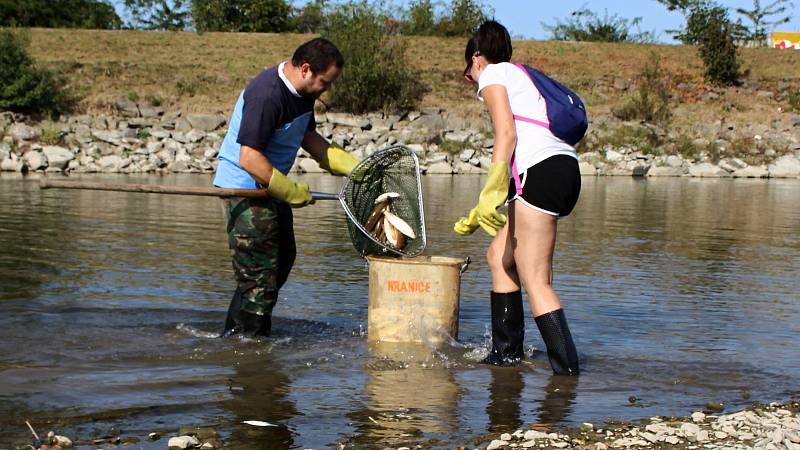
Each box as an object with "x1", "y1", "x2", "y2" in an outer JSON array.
[{"x1": 39, "y1": 179, "x2": 338, "y2": 200}]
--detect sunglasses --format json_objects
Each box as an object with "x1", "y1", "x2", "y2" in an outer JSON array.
[{"x1": 463, "y1": 52, "x2": 480, "y2": 83}]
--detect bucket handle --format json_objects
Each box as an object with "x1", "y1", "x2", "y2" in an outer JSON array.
[{"x1": 460, "y1": 256, "x2": 471, "y2": 274}]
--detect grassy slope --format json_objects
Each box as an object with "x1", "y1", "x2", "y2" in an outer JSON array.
[{"x1": 26, "y1": 28, "x2": 800, "y2": 129}]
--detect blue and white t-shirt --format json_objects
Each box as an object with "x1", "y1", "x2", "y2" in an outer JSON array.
[{"x1": 213, "y1": 62, "x2": 316, "y2": 189}]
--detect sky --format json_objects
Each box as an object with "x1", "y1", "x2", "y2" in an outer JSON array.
[
  {"x1": 112, "y1": 0, "x2": 800, "y2": 43},
  {"x1": 475, "y1": 0, "x2": 800, "y2": 42}
]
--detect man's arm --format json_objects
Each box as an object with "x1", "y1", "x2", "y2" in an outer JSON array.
[
  {"x1": 302, "y1": 130, "x2": 330, "y2": 162},
  {"x1": 302, "y1": 130, "x2": 361, "y2": 177},
  {"x1": 239, "y1": 145, "x2": 275, "y2": 187}
]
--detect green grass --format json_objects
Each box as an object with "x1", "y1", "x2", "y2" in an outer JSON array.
[{"x1": 20, "y1": 28, "x2": 800, "y2": 129}]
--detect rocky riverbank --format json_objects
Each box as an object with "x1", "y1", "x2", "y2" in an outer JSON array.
[
  {"x1": 477, "y1": 401, "x2": 800, "y2": 450},
  {"x1": 14, "y1": 401, "x2": 800, "y2": 449},
  {"x1": 1, "y1": 102, "x2": 800, "y2": 178}
]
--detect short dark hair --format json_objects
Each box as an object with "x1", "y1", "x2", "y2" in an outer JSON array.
[
  {"x1": 464, "y1": 20, "x2": 512, "y2": 76},
  {"x1": 292, "y1": 38, "x2": 344, "y2": 74}
]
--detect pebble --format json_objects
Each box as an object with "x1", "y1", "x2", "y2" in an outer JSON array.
[
  {"x1": 486, "y1": 439, "x2": 506, "y2": 450},
  {"x1": 168, "y1": 435, "x2": 200, "y2": 449},
  {"x1": 692, "y1": 411, "x2": 707, "y2": 423}
]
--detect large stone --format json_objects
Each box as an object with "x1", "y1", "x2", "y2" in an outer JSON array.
[
  {"x1": 425, "y1": 161, "x2": 453, "y2": 174},
  {"x1": 326, "y1": 112, "x2": 370, "y2": 129},
  {"x1": 98, "y1": 155, "x2": 123, "y2": 172},
  {"x1": 444, "y1": 130, "x2": 472, "y2": 143},
  {"x1": 115, "y1": 98, "x2": 139, "y2": 117},
  {"x1": 42, "y1": 146, "x2": 75, "y2": 170},
  {"x1": 767, "y1": 154, "x2": 800, "y2": 178},
  {"x1": 92, "y1": 130, "x2": 122, "y2": 145},
  {"x1": 187, "y1": 114, "x2": 226, "y2": 132},
  {"x1": 0, "y1": 143, "x2": 9, "y2": 161},
  {"x1": 665, "y1": 155, "x2": 684, "y2": 168},
  {"x1": 732, "y1": 165, "x2": 769, "y2": 178},
  {"x1": 605, "y1": 149, "x2": 624, "y2": 162},
  {"x1": 412, "y1": 114, "x2": 446, "y2": 134},
  {"x1": 24, "y1": 150, "x2": 47, "y2": 170},
  {"x1": 648, "y1": 166, "x2": 685, "y2": 177},
  {"x1": 168, "y1": 435, "x2": 200, "y2": 450},
  {"x1": 295, "y1": 157, "x2": 325, "y2": 173},
  {"x1": 1, "y1": 156, "x2": 21, "y2": 171},
  {"x1": 579, "y1": 161, "x2": 597, "y2": 175},
  {"x1": 688, "y1": 162, "x2": 730, "y2": 177},
  {"x1": 8, "y1": 123, "x2": 40, "y2": 141},
  {"x1": 454, "y1": 160, "x2": 486, "y2": 174},
  {"x1": 138, "y1": 106, "x2": 164, "y2": 118}
]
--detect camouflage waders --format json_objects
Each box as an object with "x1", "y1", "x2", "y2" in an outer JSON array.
[{"x1": 223, "y1": 196, "x2": 296, "y2": 324}]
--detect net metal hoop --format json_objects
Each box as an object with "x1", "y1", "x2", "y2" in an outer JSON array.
[{"x1": 337, "y1": 145, "x2": 427, "y2": 258}]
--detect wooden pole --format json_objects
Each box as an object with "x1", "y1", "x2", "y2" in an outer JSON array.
[{"x1": 38, "y1": 178, "x2": 339, "y2": 200}]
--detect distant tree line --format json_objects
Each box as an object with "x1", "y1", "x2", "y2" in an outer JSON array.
[
  {"x1": 0, "y1": 0, "x2": 486, "y2": 35},
  {"x1": 0, "y1": 0, "x2": 121, "y2": 29}
]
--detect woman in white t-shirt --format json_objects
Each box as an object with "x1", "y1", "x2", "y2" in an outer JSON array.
[{"x1": 454, "y1": 21, "x2": 580, "y2": 375}]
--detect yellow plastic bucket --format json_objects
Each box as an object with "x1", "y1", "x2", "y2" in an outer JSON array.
[{"x1": 367, "y1": 255, "x2": 468, "y2": 345}]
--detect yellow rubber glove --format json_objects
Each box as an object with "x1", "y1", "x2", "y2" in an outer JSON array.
[
  {"x1": 453, "y1": 162, "x2": 509, "y2": 237},
  {"x1": 318, "y1": 145, "x2": 360, "y2": 177},
  {"x1": 266, "y1": 168, "x2": 314, "y2": 208}
]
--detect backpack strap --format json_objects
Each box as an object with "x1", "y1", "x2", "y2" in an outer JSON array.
[
  {"x1": 512, "y1": 63, "x2": 550, "y2": 130},
  {"x1": 510, "y1": 154, "x2": 523, "y2": 196}
]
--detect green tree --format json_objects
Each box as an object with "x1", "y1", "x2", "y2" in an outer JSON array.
[
  {"x1": 321, "y1": 1, "x2": 426, "y2": 113},
  {"x1": 291, "y1": 0, "x2": 327, "y2": 33},
  {"x1": 544, "y1": 6, "x2": 656, "y2": 43},
  {"x1": 694, "y1": 4, "x2": 744, "y2": 85},
  {"x1": 193, "y1": 0, "x2": 292, "y2": 32},
  {"x1": 0, "y1": 0, "x2": 121, "y2": 29},
  {"x1": 437, "y1": 0, "x2": 490, "y2": 37},
  {"x1": 401, "y1": 0, "x2": 436, "y2": 35},
  {"x1": 735, "y1": 0, "x2": 793, "y2": 46},
  {"x1": 0, "y1": 30, "x2": 69, "y2": 115},
  {"x1": 122, "y1": 0, "x2": 191, "y2": 30}
]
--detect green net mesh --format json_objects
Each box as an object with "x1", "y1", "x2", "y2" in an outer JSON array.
[{"x1": 339, "y1": 145, "x2": 427, "y2": 257}]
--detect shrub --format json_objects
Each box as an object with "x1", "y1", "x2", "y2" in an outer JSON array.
[
  {"x1": 613, "y1": 53, "x2": 672, "y2": 124},
  {"x1": 0, "y1": 30, "x2": 69, "y2": 116},
  {"x1": 788, "y1": 90, "x2": 800, "y2": 113},
  {"x1": 694, "y1": 4, "x2": 744, "y2": 86},
  {"x1": 40, "y1": 122, "x2": 63, "y2": 145},
  {"x1": 321, "y1": 2, "x2": 427, "y2": 114},
  {"x1": 193, "y1": 0, "x2": 292, "y2": 33},
  {"x1": 544, "y1": 7, "x2": 656, "y2": 43}
]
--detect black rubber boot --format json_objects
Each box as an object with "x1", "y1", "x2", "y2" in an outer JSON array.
[
  {"x1": 534, "y1": 309, "x2": 579, "y2": 376},
  {"x1": 482, "y1": 291, "x2": 525, "y2": 366},
  {"x1": 221, "y1": 288, "x2": 272, "y2": 338}
]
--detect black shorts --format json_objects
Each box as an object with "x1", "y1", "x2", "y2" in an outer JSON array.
[{"x1": 508, "y1": 155, "x2": 581, "y2": 217}]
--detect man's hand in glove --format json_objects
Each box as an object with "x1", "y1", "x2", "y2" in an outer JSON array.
[{"x1": 266, "y1": 168, "x2": 314, "y2": 208}]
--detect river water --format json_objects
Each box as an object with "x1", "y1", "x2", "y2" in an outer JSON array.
[{"x1": 1, "y1": 173, "x2": 799, "y2": 449}]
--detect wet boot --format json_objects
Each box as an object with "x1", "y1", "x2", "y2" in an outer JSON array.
[
  {"x1": 534, "y1": 309, "x2": 579, "y2": 376},
  {"x1": 221, "y1": 288, "x2": 271, "y2": 338},
  {"x1": 482, "y1": 291, "x2": 525, "y2": 366}
]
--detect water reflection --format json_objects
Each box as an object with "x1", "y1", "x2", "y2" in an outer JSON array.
[
  {"x1": 355, "y1": 343, "x2": 461, "y2": 447},
  {"x1": 223, "y1": 351, "x2": 296, "y2": 449},
  {"x1": 0, "y1": 173, "x2": 799, "y2": 448},
  {"x1": 487, "y1": 368, "x2": 524, "y2": 433}
]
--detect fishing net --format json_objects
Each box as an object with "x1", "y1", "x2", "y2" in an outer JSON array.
[{"x1": 339, "y1": 145, "x2": 427, "y2": 257}]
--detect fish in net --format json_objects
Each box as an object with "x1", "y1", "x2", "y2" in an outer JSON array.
[{"x1": 338, "y1": 145, "x2": 427, "y2": 257}]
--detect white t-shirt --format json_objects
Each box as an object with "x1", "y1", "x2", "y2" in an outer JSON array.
[{"x1": 477, "y1": 62, "x2": 577, "y2": 172}]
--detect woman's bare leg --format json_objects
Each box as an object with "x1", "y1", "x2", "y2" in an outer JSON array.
[{"x1": 508, "y1": 202, "x2": 561, "y2": 316}]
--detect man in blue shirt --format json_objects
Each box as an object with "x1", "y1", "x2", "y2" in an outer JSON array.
[{"x1": 214, "y1": 38, "x2": 360, "y2": 337}]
